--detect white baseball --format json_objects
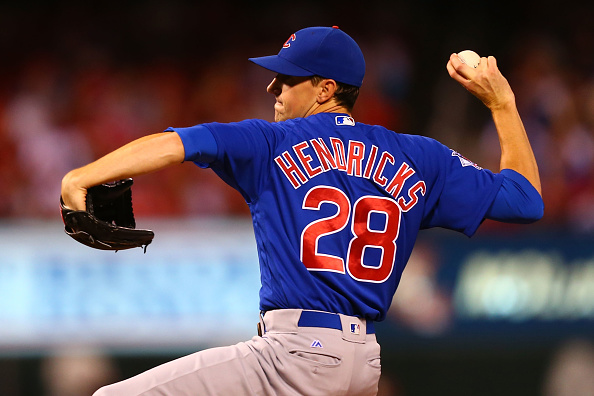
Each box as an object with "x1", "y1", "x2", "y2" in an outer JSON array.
[{"x1": 457, "y1": 50, "x2": 481, "y2": 68}]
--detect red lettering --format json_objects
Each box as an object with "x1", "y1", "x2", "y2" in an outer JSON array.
[
  {"x1": 347, "y1": 141, "x2": 365, "y2": 177},
  {"x1": 397, "y1": 181, "x2": 426, "y2": 211},
  {"x1": 373, "y1": 152, "x2": 395, "y2": 187},
  {"x1": 294, "y1": 142, "x2": 322, "y2": 178},
  {"x1": 363, "y1": 145, "x2": 378, "y2": 179},
  {"x1": 330, "y1": 138, "x2": 347, "y2": 171},
  {"x1": 310, "y1": 138, "x2": 337, "y2": 171},
  {"x1": 283, "y1": 34, "x2": 296, "y2": 48},
  {"x1": 274, "y1": 151, "x2": 308, "y2": 189},
  {"x1": 386, "y1": 163, "x2": 415, "y2": 198}
]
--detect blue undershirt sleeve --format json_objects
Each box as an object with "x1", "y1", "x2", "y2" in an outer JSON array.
[{"x1": 485, "y1": 169, "x2": 544, "y2": 223}]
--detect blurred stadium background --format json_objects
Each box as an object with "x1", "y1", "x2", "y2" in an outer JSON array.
[{"x1": 1, "y1": 1, "x2": 594, "y2": 395}]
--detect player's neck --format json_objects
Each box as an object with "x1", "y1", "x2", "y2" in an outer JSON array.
[{"x1": 307, "y1": 101, "x2": 351, "y2": 117}]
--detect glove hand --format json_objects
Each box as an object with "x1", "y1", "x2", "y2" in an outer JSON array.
[
  {"x1": 60, "y1": 183, "x2": 87, "y2": 212},
  {"x1": 60, "y1": 179, "x2": 154, "y2": 252}
]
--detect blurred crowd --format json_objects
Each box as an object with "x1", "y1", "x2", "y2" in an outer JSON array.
[
  {"x1": 1, "y1": 3, "x2": 594, "y2": 396},
  {"x1": 1, "y1": 2, "x2": 594, "y2": 232}
]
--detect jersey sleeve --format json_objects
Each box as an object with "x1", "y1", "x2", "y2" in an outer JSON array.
[
  {"x1": 419, "y1": 140, "x2": 504, "y2": 236},
  {"x1": 485, "y1": 168, "x2": 544, "y2": 223},
  {"x1": 196, "y1": 119, "x2": 282, "y2": 203},
  {"x1": 165, "y1": 125, "x2": 218, "y2": 167}
]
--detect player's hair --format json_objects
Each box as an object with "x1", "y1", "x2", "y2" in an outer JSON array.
[{"x1": 310, "y1": 76, "x2": 359, "y2": 112}]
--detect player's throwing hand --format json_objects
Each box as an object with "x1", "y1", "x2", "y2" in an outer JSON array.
[{"x1": 447, "y1": 53, "x2": 515, "y2": 111}]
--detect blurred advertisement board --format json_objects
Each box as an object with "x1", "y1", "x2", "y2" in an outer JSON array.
[
  {"x1": 385, "y1": 229, "x2": 594, "y2": 348},
  {"x1": 0, "y1": 219, "x2": 261, "y2": 354},
  {"x1": 1, "y1": 220, "x2": 593, "y2": 354}
]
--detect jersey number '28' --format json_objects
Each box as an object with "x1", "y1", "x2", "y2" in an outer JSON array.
[{"x1": 300, "y1": 186, "x2": 400, "y2": 283}]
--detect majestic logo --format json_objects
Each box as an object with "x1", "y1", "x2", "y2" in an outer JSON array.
[
  {"x1": 350, "y1": 323, "x2": 361, "y2": 335},
  {"x1": 311, "y1": 340, "x2": 323, "y2": 348},
  {"x1": 451, "y1": 150, "x2": 483, "y2": 170},
  {"x1": 335, "y1": 116, "x2": 355, "y2": 126},
  {"x1": 283, "y1": 34, "x2": 296, "y2": 48}
]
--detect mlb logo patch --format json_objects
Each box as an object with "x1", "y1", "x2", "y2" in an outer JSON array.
[
  {"x1": 335, "y1": 116, "x2": 355, "y2": 126},
  {"x1": 350, "y1": 323, "x2": 361, "y2": 335}
]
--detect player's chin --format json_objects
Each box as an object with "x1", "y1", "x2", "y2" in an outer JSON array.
[
  {"x1": 273, "y1": 103, "x2": 288, "y2": 121},
  {"x1": 274, "y1": 110, "x2": 287, "y2": 122}
]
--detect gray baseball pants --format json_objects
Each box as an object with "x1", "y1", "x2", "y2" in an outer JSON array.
[{"x1": 92, "y1": 309, "x2": 381, "y2": 395}]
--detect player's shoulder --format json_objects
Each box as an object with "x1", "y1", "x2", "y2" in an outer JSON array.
[
  {"x1": 353, "y1": 120, "x2": 448, "y2": 153},
  {"x1": 206, "y1": 118, "x2": 291, "y2": 137},
  {"x1": 394, "y1": 132, "x2": 446, "y2": 151},
  {"x1": 398, "y1": 133, "x2": 453, "y2": 170}
]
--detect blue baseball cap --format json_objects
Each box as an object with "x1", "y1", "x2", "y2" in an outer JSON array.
[{"x1": 249, "y1": 26, "x2": 365, "y2": 87}]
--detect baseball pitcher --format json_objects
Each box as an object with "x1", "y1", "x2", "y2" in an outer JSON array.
[{"x1": 61, "y1": 26, "x2": 543, "y2": 395}]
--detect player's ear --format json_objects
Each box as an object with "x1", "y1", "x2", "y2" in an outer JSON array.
[{"x1": 316, "y1": 79, "x2": 337, "y2": 104}]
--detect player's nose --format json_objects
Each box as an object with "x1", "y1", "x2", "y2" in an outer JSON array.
[{"x1": 266, "y1": 77, "x2": 281, "y2": 96}]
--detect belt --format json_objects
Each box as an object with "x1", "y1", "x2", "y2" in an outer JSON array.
[{"x1": 297, "y1": 310, "x2": 375, "y2": 334}]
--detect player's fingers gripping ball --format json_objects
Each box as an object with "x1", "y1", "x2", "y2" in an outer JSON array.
[
  {"x1": 60, "y1": 178, "x2": 154, "y2": 252},
  {"x1": 457, "y1": 50, "x2": 481, "y2": 68}
]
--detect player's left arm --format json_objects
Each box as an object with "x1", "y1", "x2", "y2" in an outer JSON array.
[{"x1": 61, "y1": 132, "x2": 185, "y2": 211}]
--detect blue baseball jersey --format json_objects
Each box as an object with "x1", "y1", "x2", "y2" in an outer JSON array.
[{"x1": 173, "y1": 113, "x2": 503, "y2": 322}]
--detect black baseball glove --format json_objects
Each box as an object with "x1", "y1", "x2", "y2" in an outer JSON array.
[{"x1": 60, "y1": 179, "x2": 154, "y2": 252}]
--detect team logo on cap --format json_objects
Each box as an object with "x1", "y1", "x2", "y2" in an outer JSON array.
[{"x1": 283, "y1": 34, "x2": 296, "y2": 48}]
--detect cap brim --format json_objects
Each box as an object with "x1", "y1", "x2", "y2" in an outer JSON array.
[{"x1": 248, "y1": 55, "x2": 314, "y2": 77}]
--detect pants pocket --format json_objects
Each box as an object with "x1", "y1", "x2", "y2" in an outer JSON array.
[
  {"x1": 367, "y1": 356, "x2": 381, "y2": 369},
  {"x1": 289, "y1": 349, "x2": 342, "y2": 367}
]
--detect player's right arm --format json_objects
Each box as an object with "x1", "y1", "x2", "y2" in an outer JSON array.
[
  {"x1": 61, "y1": 132, "x2": 185, "y2": 211},
  {"x1": 446, "y1": 53, "x2": 542, "y2": 196},
  {"x1": 446, "y1": 53, "x2": 543, "y2": 224}
]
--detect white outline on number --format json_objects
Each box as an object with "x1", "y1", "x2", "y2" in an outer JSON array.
[
  {"x1": 346, "y1": 195, "x2": 399, "y2": 283},
  {"x1": 300, "y1": 187, "x2": 399, "y2": 283},
  {"x1": 300, "y1": 186, "x2": 350, "y2": 274}
]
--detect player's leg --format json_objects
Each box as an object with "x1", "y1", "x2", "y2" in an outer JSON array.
[
  {"x1": 91, "y1": 333, "x2": 349, "y2": 396},
  {"x1": 92, "y1": 338, "x2": 271, "y2": 396},
  {"x1": 92, "y1": 309, "x2": 381, "y2": 396}
]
